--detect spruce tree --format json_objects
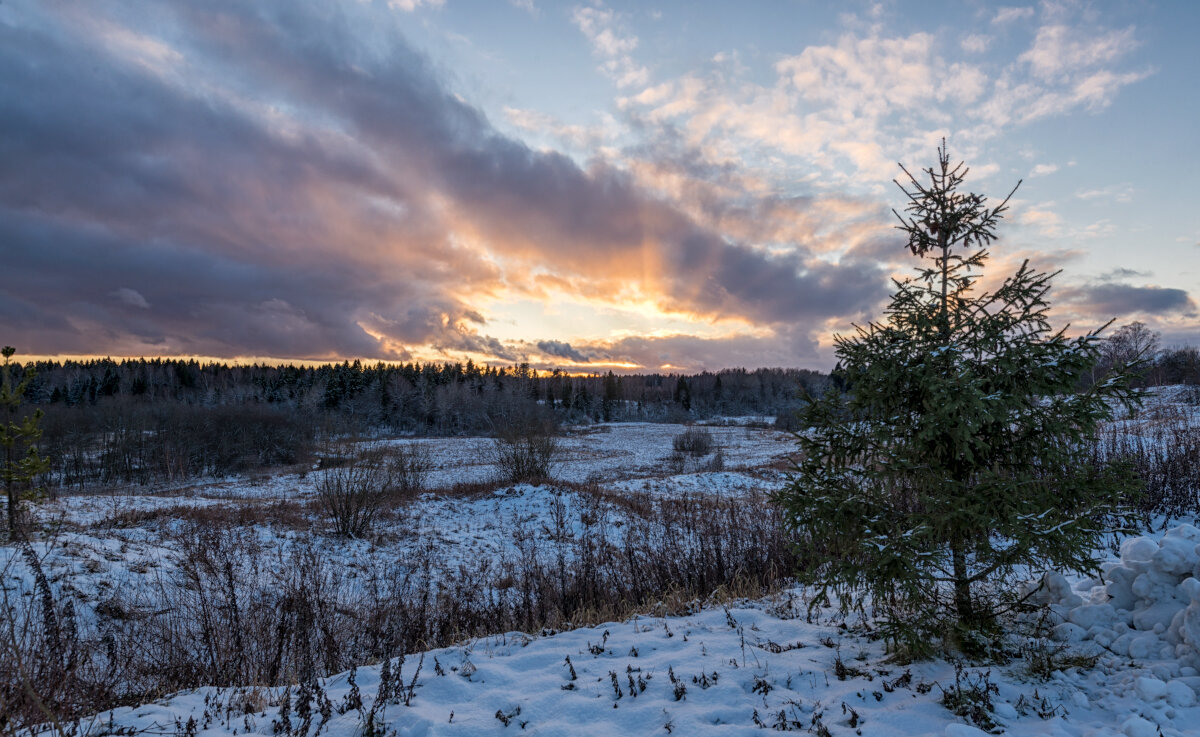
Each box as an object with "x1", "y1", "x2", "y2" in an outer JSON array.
[
  {"x1": 2, "y1": 347, "x2": 51, "y2": 538},
  {"x1": 776, "y1": 144, "x2": 1142, "y2": 655}
]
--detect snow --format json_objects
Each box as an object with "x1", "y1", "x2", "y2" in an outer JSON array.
[
  {"x1": 385, "y1": 421, "x2": 793, "y2": 488},
  {"x1": 54, "y1": 586, "x2": 1200, "y2": 737},
  {"x1": 1043, "y1": 525, "x2": 1200, "y2": 675},
  {"x1": 9, "y1": 391, "x2": 1200, "y2": 736}
]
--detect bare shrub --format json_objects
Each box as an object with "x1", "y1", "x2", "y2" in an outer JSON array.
[
  {"x1": 491, "y1": 413, "x2": 560, "y2": 484},
  {"x1": 701, "y1": 446, "x2": 725, "y2": 472},
  {"x1": 316, "y1": 450, "x2": 387, "y2": 537},
  {"x1": 666, "y1": 451, "x2": 687, "y2": 474},
  {"x1": 773, "y1": 410, "x2": 804, "y2": 432},
  {"x1": 493, "y1": 432, "x2": 559, "y2": 484},
  {"x1": 673, "y1": 426, "x2": 714, "y2": 456},
  {"x1": 385, "y1": 444, "x2": 433, "y2": 498},
  {"x1": 1, "y1": 540, "x2": 104, "y2": 733}
]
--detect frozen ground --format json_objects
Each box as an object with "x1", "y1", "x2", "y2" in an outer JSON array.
[{"x1": 8, "y1": 395, "x2": 1200, "y2": 736}]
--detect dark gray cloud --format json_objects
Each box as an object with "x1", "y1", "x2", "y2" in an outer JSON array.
[
  {"x1": 1063, "y1": 282, "x2": 1196, "y2": 318},
  {"x1": 0, "y1": 0, "x2": 889, "y2": 366},
  {"x1": 1099, "y1": 268, "x2": 1152, "y2": 281},
  {"x1": 537, "y1": 340, "x2": 591, "y2": 363},
  {"x1": 1, "y1": 210, "x2": 393, "y2": 358},
  {"x1": 581, "y1": 327, "x2": 823, "y2": 373}
]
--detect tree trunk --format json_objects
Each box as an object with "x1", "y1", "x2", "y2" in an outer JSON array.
[{"x1": 951, "y1": 537, "x2": 974, "y2": 624}]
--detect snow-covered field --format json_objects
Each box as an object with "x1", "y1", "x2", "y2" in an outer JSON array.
[
  {"x1": 6, "y1": 396, "x2": 1200, "y2": 736},
  {"x1": 10, "y1": 421, "x2": 792, "y2": 607}
]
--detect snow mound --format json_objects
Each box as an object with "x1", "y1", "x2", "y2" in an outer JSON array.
[{"x1": 1036, "y1": 525, "x2": 1200, "y2": 686}]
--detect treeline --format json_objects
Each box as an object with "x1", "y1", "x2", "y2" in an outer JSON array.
[
  {"x1": 17, "y1": 358, "x2": 827, "y2": 488},
  {"x1": 1129, "y1": 345, "x2": 1200, "y2": 387},
  {"x1": 22, "y1": 358, "x2": 827, "y2": 424},
  {"x1": 1085, "y1": 322, "x2": 1200, "y2": 388},
  {"x1": 20, "y1": 333, "x2": 1197, "y2": 490}
]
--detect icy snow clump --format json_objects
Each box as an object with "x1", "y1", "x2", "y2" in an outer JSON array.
[{"x1": 1030, "y1": 525, "x2": 1200, "y2": 684}]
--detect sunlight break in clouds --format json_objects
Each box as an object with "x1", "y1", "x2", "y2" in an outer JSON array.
[{"x1": 0, "y1": 0, "x2": 886, "y2": 369}]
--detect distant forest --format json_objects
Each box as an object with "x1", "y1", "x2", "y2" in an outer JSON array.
[
  {"x1": 22, "y1": 358, "x2": 829, "y2": 425},
  {"x1": 14, "y1": 339, "x2": 1199, "y2": 490},
  {"x1": 17, "y1": 358, "x2": 828, "y2": 489}
]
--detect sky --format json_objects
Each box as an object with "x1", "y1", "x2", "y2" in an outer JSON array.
[{"x1": 2, "y1": 0, "x2": 1197, "y2": 373}]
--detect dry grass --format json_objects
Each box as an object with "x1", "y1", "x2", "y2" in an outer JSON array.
[
  {"x1": 1092, "y1": 408, "x2": 1200, "y2": 519},
  {"x1": 91, "y1": 500, "x2": 311, "y2": 531},
  {"x1": 3, "y1": 486, "x2": 797, "y2": 732}
]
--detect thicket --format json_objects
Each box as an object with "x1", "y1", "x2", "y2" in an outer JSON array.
[
  {"x1": 1091, "y1": 397, "x2": 1200, "y2": 521},
  {"x1": 315, "y1": 444, "x2": 436, "y2": 538}
]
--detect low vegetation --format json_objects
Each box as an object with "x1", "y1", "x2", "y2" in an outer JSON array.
[
  {"x1": 0, "y1": 486, "x2": 795, "y2": 731},
  {"x1": 667, "y1": 426, "x2": 725, "y2": 473},
  {"x1": 1091, "y1": 400, "x2": 1200, "y2": 521}
]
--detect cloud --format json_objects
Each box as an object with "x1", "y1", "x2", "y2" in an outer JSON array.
[
  {"x1": 564, "y1": 329, "x2": 826, "y2": 373},
  {"x1": 621, "y1": 9, "x2": 1145, "y2": 193},
  {"x1": 536, "y1": 340, "x2": 591, "y2": 363},
  {"x1": 1076, "y1": 184, "x2": 1134, "y2": 202},
  {"x1": 777, "y1": 32, "x2": 960, "y2": 113},
  {"x1": 386, "y1": 0, "x2": 444, "y2": 11},
  {"x1": 1099, "y1": 268, "x2": 1150, "y2": 280},
  {"x1": 502, "y1": 106, "x2": 608, "y2": 151},
  {"x1": 1017, "y1": 202, "x2": 1061, "y2": 235},
  {"x1": 621, "y1": 30, "x2": 994, "y2": 185},
  {"x1": 992, "y1": 7, "x2": 1034, "y2": 25},
  {"x1": 1019, "y1": 24, "x2": 1136, "y2": 81},
  {"x1": 1062, "y1": 283, "x2": 1196, "y2": 318},
  {"x1": 1030, "y1": 163, "x2": 1058, "y2": 177},
  {"x1": 0, "y1": 0, "x2": 891, "y2": 369},
  {"x1": 961, "y1": 34, "x2": 991, "y2": 53},
  {"x1": 572, "y1": 3, "x2": 649, "y2": 88},
  {"x1": 613, "y1": 7, "x2": 1147, "y2": 194},
  {"x1": 965, "y1": 23, "x2": 1152, "y2": 127},
  {"x1": 112, "y1": 288, "x2": 150, "y2": 309}
]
